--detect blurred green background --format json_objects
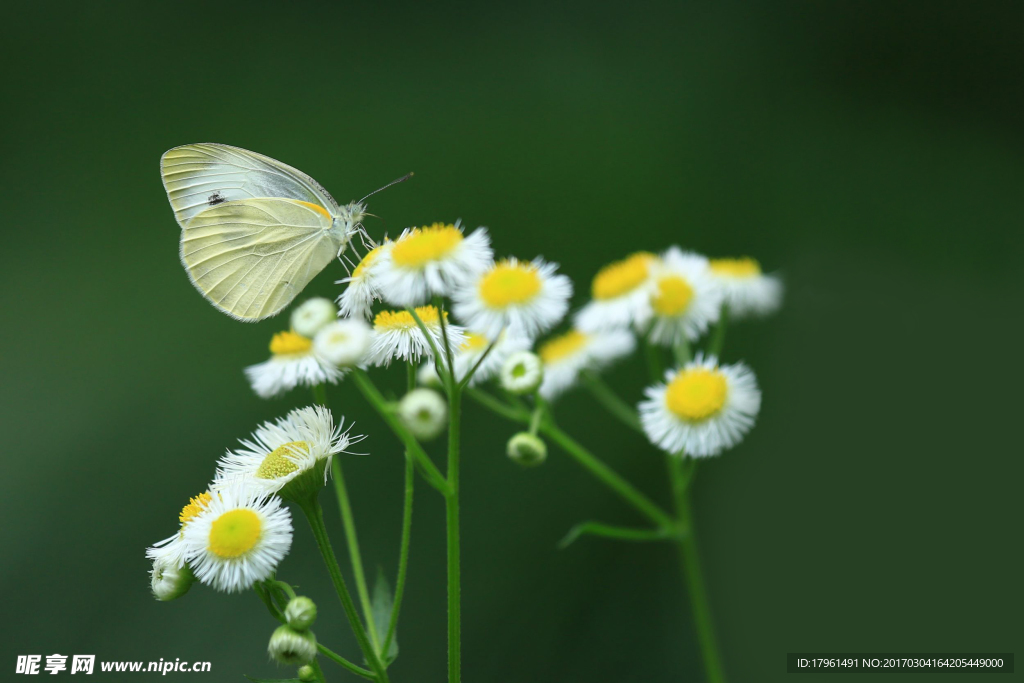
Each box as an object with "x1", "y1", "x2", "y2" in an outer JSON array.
[{"x1": 1, "y1": 1, "x2": 1020, "y2": 681}]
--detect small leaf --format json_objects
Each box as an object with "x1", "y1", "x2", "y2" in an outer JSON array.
[{"x1": 371, "y1": 568, "x2": 399, "y2": 661}]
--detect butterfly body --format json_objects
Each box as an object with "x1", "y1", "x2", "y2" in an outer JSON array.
[{"x1": 160, "y1": 143, "x2": 365, "y2": 321}]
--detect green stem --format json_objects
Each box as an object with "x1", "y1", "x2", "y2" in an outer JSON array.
[
  {"x1": 580, "y1": 370, "x2": 642, "y2": 432},
  {"x1": 559, "y1": 521, "x2": 677, "y2": 549},
  {"x1": 457, "y1": 336, "x2": 500, "y2": 390},
  {"x1": 312, "y1": 383, "x2": 328, "y2": 407},
  {"x1": 383, "y1": 455, "x2": 414, "y2": 660},
  {"x1": 332, "y1": 457, "x2": 380, "y2": 653},
  {"x1": 433, "y1": 296, "x2": 456, "y2": 378},
  {"x1": 298, "y1": 498, "x2": 390, "y2": 683},
  {"x1": 352, "y1": 369, "x2": 449, "y2": 495},
  {"x1": 668, "y1": 458, "x2": 725, "y2": 683},
  {"x1": 708, "y1": 304, "x2": 729, "y2": 359},
  {"x1": 644, "y1": 336, "x2": 665, "y2": 379},
  {"x1": 445, "y1": 386, "x2": 462, "y2": 683},
  {"x1": 317, "y1": 644, "x2": 375, "y2": 680},
  {"x1": 541, "y1": 422, "x2": 675, "y2": 529},
  {"x1": 466, "y1": 387, "x2": 530, "y2": 423},
  {"x1": 309, "y1": 657, "x2": 328, "y2": 683}
]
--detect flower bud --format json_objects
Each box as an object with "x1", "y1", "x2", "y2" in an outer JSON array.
[
  {"x1": 417, "y1": 362, "x2": 443, "y2": 389},
  {"x1": 500, "y1": 351, "x2": 543, "y2": 395},
  {"x1": 297, "y1": 664, "x2": 317, "y2": 682},
  {"x1": 313, "y1": 319, "x2": 371, "y2": 367},
  {"x1": 268, "y1": 624, "x2": 317, "y2": 666},
  {"x1": 506, "y1": 432, "x2": 547, "y2": 467},
  {"x1": 291, "y1": 298, "x2": 338, "y2": 337},
  {"x1": 398, "y1": 388, "x2": 447, "y2": 441},
  {"x1": 150, "y1": 557, "x2": 194, "y2": 602},
  {"x1": 285, "y1": 596, "x2": 318, "y2": 631}
]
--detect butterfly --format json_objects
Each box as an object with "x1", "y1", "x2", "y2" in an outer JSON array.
[{"x1": 160, "y1": 143, "x2": 367, "y2": 321}]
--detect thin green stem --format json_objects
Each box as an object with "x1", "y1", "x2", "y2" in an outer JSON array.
[
  {"x1": 466, "y1": 387, "x2": 530, "y2": 423},
  {"x1": 254, "y1": 582, "x2": 284, "y2": 622},
  {"x1": 540, "y1": 422, "x2": 675, "y2": 529},
  {"x1": 407, "y1": 306, "x2": 451, "y2": 384},
  {"x1": 433, "y1": 296, "x2": 456, "y2": 379},
  {"x1": 708, "y1": 304, "x2": 729, "y2": 359},
  {"x1": 383, "y1": 455, "x2": 414, "y2": 661},
  {"x1": 298, "y1": 498, "x2": 390, "y2": 683},
  {"x1": 317, "y1": 644, "x2": 376, "y2": 680},
  {"x1": 580, "y1": 370, "x2": 642, "y2": 432},
  {"x1": 559, "y1": 521, "x2": 678, "y2": 549},
  {"x1": 673, "y1": 336, "x2": 692, "y2": 367},
  {"x1": 644, "y1": 336, "x2": 665, "y2": 379},
  {"x1": 312, "y1": 383, "x2": 328, "y2": 407},
  {"x1": 445, "y1": 385, "x2": 462, "y2": 683},
  {"x1": 332, "y1": 457, "x2": 380, "y2": 653},
  {"x1": 309, "y1": 657, "x2": 327, "y2": 683},
  {"x1": 669, "y1": 458, "x2": 725, "y2": 683},
  {"x1": 352, "y1": 369, "x2": 449, "y2": 495},
  {"x1": 457, "y1": 336, "x2": 500, "y2": 390}
]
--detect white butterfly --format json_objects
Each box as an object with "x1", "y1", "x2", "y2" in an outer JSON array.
[{"x1": 160, "y1": 143, "x2": 366, "y2": 321}]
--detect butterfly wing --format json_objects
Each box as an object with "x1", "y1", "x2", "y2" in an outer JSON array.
[
  {"x1": 180, "y1": 197, "x2": 339, "y2": 321},
  {"x1": 161, "y1": 143, "x2": 339, "y2": 229}
]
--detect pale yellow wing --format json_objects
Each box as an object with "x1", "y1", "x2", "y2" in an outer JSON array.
[
  {"x1": 180, "y1": 198, "x2": 338, "y2": 321},
  {"x1": 161, "y1": 143, "x2": 338, "y2": 229}
]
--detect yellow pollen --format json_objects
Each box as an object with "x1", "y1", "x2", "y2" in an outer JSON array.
[
  {"x1": 391, "y1": 223, "x2": 463, "y2": 268},
  {"x1": 352, "y1": 245, "x2": 384, "y2": 279},
  {"x1": 710, "y1": 257, "x2": 761, "y2": 278},
  {"x1": 539, "y1": 330, "x2": 589, "y2": 364},
  {"x1": 208, "y1": 508, "x2": 262, "y2": 559},
  {"x1": 478, "y1": 261, "x2": 542, "y2": 307},
  {"x1": 592, "y1": 252, "x2": 655, "y2": 300},
  {"x1": 460, "y1": 332, "x2": 489, "y2": 352},
  {"x1": 270, "y1": 330, "x2": 313, "y2": 356},
  {"x1": 374, "y1": 306, "x2": 443, "y2": 330},
  {"x1": 255, "y1": 441, "x2": 310, "y2": 479},
  {"x1": 665, "y1": 368, "x2": 728, "y2": 421},
  {"x1": 651, "y1": 275, "x2": 694, "y2": 316},
  {"x1": 179, "y1": 492, "x2": 213, "y2": 526}
]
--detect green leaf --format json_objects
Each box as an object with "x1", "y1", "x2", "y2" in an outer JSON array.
[{"x1": 371, "y1": 567, "x2": 399, "y2": 661}]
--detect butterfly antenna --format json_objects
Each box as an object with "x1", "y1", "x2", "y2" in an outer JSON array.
[{"x1": 359, "y1": 172, "x2": 414, "y2": 203}]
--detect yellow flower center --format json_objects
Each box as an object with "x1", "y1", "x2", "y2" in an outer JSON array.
[
  {"x1": 179, "y1": 492, "x2": 213, "y2": 526},
  {"x1": 539, "y1": 330, "x2": 589, "y2": 364},
  {"x1": 352, "y1": 245, "x2": 384, "y2": 279},
  {"x1": 710, "y1": 257, "x2": 761, "y2": 278},
  {"x1": 391, "y1": 224, "x2": 463, "y2": 268},
  {"x1": 208, "y1": 509, "x2": 262, "y2": 559},
  {"x1": 665, "y1": 368, "x2": 728, "y2": 421},
  {"x1": 255, "y1": 441, "x2": 311, "y2": 479},
  {"x1": 478, "y1": 261, "x2": 542, "y2": 308},
  {"x1": 651, "y1": 275, "x2": 694, "y2": 316},
  {"x1": 592, "y1": 252, "x2": 655, "y2": 300},
  {"x1": 460, "y1": 332, "x2": 489, "y2": 352},
  {"x1": 374, "y1": 306, "x2": 443, "y2": 330},
  {"x1": 270, "y1": 330, "x2": 312, "y2": 356}
]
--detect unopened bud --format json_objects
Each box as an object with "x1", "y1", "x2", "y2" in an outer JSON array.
[
  {"x1": 506, "y1": 432, "x2": 547, "y2": 467},
  {"x1": 150, "y1": 558, "x2": 194, "y2": 602},
  {"x1": 291, "y1": 298, "x2": 338, "y2": 337},
  {"x1": 268, "y1": 624, "x2": 317, "y2": 666},
  {"x1": 285, "y1": 596, "x2": 318, "y2": 631},
  {"x1": 297, "y1": 664, "x2": 317, "y2": 682},
  {"x1": 398, "y1": 388, "x2": 447, "y2": 441},
  {"x1": 500, "y1": 351, "x2": 543, "y2": 395}
]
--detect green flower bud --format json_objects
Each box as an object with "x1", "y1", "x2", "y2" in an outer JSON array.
[
  {"x1": 506, "y1": 432, "x2": 547, "y2": 467},
  {"x1": 291, "y1": 297, "x2": 338, "y2": 337},
  {"x1": 268, "y1": 625, "x2": 317, "y2": 666},
  {"x1": 500, "y1": 351, "x2": 543, "y2": 395},
  {"x1": 285, "y1": 596, "x2": 318, "y2": 631},
  {"x1": 297, "y1": 664, "x2": 317, "y2": 682},
  {"x1": 150, "y1": 558, "x2": 194, "y2": 601},
  {"x1": 398, "y1": 388, "x2": 447, "y2": 441}
]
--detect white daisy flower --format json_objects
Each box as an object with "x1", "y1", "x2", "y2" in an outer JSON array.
[
  {"x1": 145, "y1": 491, "x2": 214, "y2": 569},
  {"x1": 214, "y1": 405, "x2": 363, "y2": 501},
  {"x1": 639, "y1": 354, "x2": 761, "y2": 457},
  {"x1": 452, "y1": 257, "x2": 572, "y2": 340},
  {"x1": 336, "y1": 242, "x2": 392, "y2": 320},
  {"x1": 313, "y1": 319, "x2": 372, "y2": 368},
  {"x1": 398, "y1": 388, "x2": 448, "y2": 441},
  {"x1": 368, "y1": 306, "x2": 466, "y2": 367},
  {"x1": 537, "y1": 328, "x2": 636, "y2": 400},
  {"x1": 575, "y1": 252, "x2": 659, "y2": 332},
  {"x1": 182, "y1": 483, "x2": 293, "y2": 593},
  {"x1": 245, "y1": 330, "x2": 343, "y2": 399},
  {"x1": 635, "y1": 247, "x2": 724, "y2": 346},
  {"x1": 709, "y1": 257, "x2": 783, "y2": 318},
  {"x1": 499, "y1": 351, "x2": 543, "y2": 395},
  {"x1": 452, "y1": 331, "x2": 531, "y2": 386},
  {"x1": 376, "y1": 223, "x2": 492, "y2": 307},
  {"x1": 290, "y1": 298, "x2": 338, "y2": 338}
]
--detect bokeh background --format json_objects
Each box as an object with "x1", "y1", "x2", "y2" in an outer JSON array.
[{"x1": 1, "y1": 1, "x2": 1020, "y2": 681}]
